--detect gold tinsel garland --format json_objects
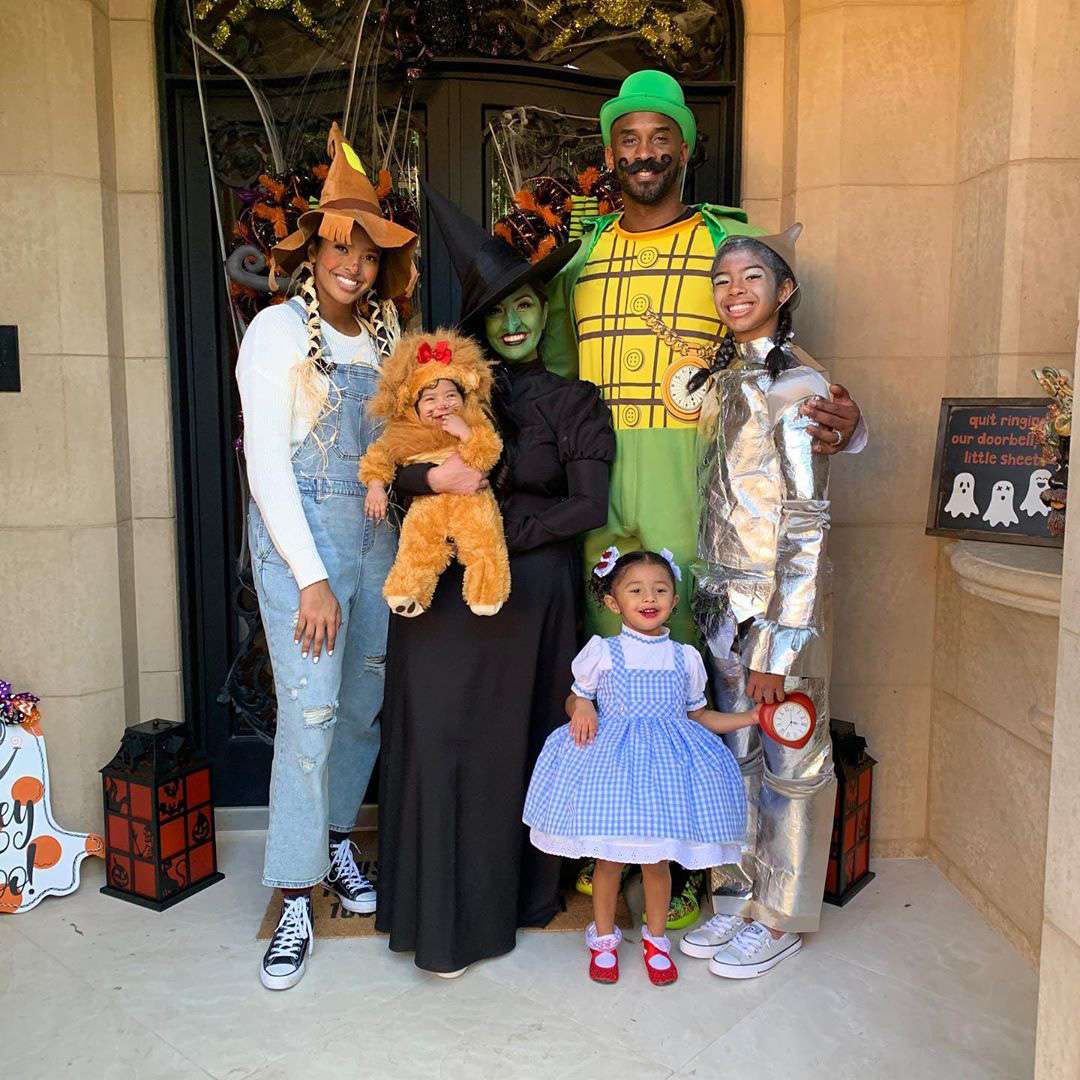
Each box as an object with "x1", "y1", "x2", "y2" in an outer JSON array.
[
  {"x1": 196, "y1": 0, "x2": 345, "y2": 50},
  {"x1": 535, "y1": 0, "x2": 692, "y2": 61},
  {"x1": 195, "y1": 0, "x2": 701, "y2": 67}
]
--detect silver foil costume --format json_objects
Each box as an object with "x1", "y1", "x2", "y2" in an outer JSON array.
[{"x1": 694, "y1": 336, "x2": 835, "y2": 933}]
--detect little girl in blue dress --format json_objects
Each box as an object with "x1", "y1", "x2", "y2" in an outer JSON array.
[{"x1": 523, "y1": 548, "x2": 757, "y2": 986}]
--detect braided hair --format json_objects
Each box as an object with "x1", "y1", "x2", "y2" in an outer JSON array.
[
  {"x1": 588, "y1": 549, "x2": 678, "y2": 608},
  {"x1": 289, "y1": 258, "x2": 401, "y2": 467},
  {"x1": 291, "y1": 261, "x2": 341, "y2": 442},
  {"x1": 688, "y1": 237, "x2": 797, "y2": 394}
]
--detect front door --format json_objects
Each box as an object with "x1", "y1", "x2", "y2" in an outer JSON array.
[{"x1": 162, "y1": 63, "x2": 739, "y2": 806}]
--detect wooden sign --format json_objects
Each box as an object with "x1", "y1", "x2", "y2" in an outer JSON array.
[
  {"x1": 1, "y1": 704, "x2": 104, "y2": 912},
  {"x1": 926, "y1": 397, "x2": 1060, "y2": 547}
]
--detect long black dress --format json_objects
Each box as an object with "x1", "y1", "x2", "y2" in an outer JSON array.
[{"x1": 376, "y1": 359, "x2": 615, "y2": 972}]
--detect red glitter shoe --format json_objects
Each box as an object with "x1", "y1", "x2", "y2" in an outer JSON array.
[
  {"x1": 642, "y1": 931, "x2": 678, "y2": 986},
  {"x1": 585, "y1": 923, "x2": 621, "y2": 984}
]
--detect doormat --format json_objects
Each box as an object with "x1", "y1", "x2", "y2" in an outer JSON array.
[{"x1": 257, "y1": 831, "x2": 632, "y2": 939}]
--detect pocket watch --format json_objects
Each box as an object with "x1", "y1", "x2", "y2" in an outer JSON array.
[{"x1": 661, "y1": 358, "x2": 710, "y2": 422}]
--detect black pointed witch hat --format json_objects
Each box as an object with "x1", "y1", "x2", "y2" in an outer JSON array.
[{"x1": 423, "y1": 184, "x2": 580, "y2": 331}]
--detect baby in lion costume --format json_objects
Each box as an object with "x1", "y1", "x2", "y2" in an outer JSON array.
[{"x1": 360, "y1": 330, "x2": 511, "y2": 617}]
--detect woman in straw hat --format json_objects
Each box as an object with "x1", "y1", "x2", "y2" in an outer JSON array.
[{"x1": 236, "y1": 123, "x2": 417, "y2": 991}]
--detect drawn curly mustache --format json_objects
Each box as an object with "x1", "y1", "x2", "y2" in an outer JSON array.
[{"x1": 617, "y1": 155, "x2": 675, "y2": 176}]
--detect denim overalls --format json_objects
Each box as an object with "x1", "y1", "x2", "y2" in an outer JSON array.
[{"x1": 248, "y1": 300, "x2": 396, "y2": 888}]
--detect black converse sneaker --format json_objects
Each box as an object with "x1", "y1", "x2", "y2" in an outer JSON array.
[
  {"x1": 261, "y1": 893, "x2": 314, "y2": 991},
  {"x1": 325, "y1": 837, "x2": 377, "y2": 914}
]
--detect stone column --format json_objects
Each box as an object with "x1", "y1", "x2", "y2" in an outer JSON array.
[
  {"x1": 1035, "y1": 299, "x2": 1080, "y2": 1077},
  {"x1": 110, "y1": 1, "x2": 183, "y2": 725},
  {"x1": 740, "y1": 1, "x2": 786, "y2": 233},
  {"x1": 782, "y1": 0, "x2": 964, "y2": 855},
  {"x1": 930, "y1": 0, "x2": 1080, "y2": 965},
  {"x1": 0, "y1": 0, "x2": 180, "y2": 829},
  {"x1": 0, "y1": 0, "x2": 139, "y2": 830}
]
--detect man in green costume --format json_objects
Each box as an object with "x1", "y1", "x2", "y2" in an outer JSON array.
[
  {"x1": 541, "y1": 70, "x2": 867, "y2": 929},
  {"x1": 543, "y1": 70, "x2": 866, "y2": 643}
]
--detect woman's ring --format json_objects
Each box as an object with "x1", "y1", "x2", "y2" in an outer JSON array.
[{"x1": 833, "y1": 429, "x2": 843, "y2": 446}]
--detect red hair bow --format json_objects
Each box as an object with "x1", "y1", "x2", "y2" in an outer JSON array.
[{"x1": 418, "y1": 340, "x2": 452, "y2": 365}]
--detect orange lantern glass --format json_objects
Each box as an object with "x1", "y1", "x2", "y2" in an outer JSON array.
[
  {"x1": 100, "y1": 719, "x2": 223, "y2": 910},
  {"x1": 824, "y1": 719, "x2": 876, "y2": 906}
]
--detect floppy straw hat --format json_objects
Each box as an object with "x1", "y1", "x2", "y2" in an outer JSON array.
[
  {"x1": 599, "y1": 70, "x2": 697, "y2": 154},
  {"x1": 271, "y1": 122, "x2": 418, "y2": 298}
]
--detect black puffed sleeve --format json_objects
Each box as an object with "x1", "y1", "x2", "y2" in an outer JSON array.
[
  {"x1": 554, "y1": 380, "x2": 617, "y2": 467},
  {"x1": 393, "y1": 463, "x2": 435, "y2": 497},
  {"x1": 504, "y1": 380, "x2": 615, "y2": 554}
]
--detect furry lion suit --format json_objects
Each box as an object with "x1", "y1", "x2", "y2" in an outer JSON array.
[{"x1": 359, "y1": 330, "x2": 511, "y2": 617}]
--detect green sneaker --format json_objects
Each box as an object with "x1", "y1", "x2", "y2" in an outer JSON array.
[
  {"x1": 575, "y1": 861, "x2": 634, "y2": 898},
  {"x1": 575, "y1": 861, "x2": 596, "y2": 897},
  {"x1": 666, "y1": 874, "x2": 702, "y2": 930}
]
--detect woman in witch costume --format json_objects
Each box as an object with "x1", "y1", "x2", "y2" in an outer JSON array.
[
  {"x1": 236, "y1": 123, "x2": 417, "y2": 991},
  {"x1": 375, "y1": 188, "x2": 615, "y2": 975}
]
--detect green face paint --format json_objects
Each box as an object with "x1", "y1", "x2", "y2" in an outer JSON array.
[{"x1": 484, "y1": 284, "x2": 547, "y2": 362}]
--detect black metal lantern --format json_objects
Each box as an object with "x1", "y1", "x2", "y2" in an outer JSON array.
[
  {"x1": 824, "y1": 718, "x2": 876, "y2": 906},
  {"x1": 100, "y1": 719, "x2": 223, "y2": 910}
]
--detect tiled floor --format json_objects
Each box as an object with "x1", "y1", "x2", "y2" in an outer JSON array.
[{"x1": 2, "y1": 832, "x2": 1037, "y2": 1079}]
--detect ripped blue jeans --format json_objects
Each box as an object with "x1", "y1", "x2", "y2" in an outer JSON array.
[
  {"x1": 249, "y1": 344, "x2": 396, "y2": 889},
  {"x1": 251, "y1": 494, "x2": 395, "y2": 889}
]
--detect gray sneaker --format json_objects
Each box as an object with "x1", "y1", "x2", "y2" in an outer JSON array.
[
  {"x1": 679, "y1": 912, "x2": 746, "y2": 958},
  {"x1": 708, "y1": 921, "x2": 802, "y2": 979}
]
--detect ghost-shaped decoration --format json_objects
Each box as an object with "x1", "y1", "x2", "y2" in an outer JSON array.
[
  {"x1": 982, "y1": 480, "x2": 1020, "y2": 528},
  {"x1": 944, "y1": 472, "x2": 979, "y2": 518},
  {"x1": 1020, "y1": 469, "x2": 1052, "y2": 517},
  {"x1": 0, "y1": 687, "x2": 104, "y2": 913}
]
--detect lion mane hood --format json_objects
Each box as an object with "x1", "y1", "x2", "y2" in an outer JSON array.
[{"x1": 368, "y1": 329, "x2": 495, "y2": 423}]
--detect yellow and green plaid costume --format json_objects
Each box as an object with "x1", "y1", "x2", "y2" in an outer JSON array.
[{"x1": 544, "y1": 205, "x2": 761, "y2": 640}]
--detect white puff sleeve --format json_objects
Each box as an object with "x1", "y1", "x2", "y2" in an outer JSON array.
[
  {"x1": 570, "y1": 636, "x2": 611, "y2": 700},
  {"x1": 684, "y1": 645, "x2": 708, "y2": 711}
]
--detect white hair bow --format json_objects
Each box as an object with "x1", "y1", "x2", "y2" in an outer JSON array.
[
  {"x1": 593, "y1": 546, "x2": 621, "y2": 578},
  {"x1": 659, "y1": 548, "x2": 682, "y2": 582}
]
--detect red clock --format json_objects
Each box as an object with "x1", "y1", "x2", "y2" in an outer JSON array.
[{"x1": 758, "y1": 692, "x2": 817, "y2": 749}]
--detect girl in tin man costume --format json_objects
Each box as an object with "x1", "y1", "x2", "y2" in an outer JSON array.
[{"x1": 672, "y1": 224, "x2": 837, "y2": 978}]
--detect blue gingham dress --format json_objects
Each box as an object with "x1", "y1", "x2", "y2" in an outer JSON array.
[{"x1": 523, "y1": 631, "x2": 747, "y2": 868}]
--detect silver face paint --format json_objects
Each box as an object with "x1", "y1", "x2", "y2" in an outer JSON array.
[{"x1": 695, "y1": 337, "x2": 836, "y2": 931}]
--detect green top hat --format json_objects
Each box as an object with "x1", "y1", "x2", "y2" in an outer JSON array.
[{"x1": 600, "y1": 70, "x2": 697, "y2": 153}]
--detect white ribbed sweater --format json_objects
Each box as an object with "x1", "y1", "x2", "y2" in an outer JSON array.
[{"x1": 235, "y1": 301, "x2": 379, "y2": 589}]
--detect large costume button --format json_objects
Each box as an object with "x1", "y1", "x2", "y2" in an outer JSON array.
[
  {"x1": 629, "y1": 294, "x2": 650, "y2": 316},
  {"x1": 624, "y1": 348, "x2": 644, "y2": 372},
  {"x1": 636, "y1": 247, "x2": 659, "y2": 268},
  {"x1": 623, "y1": 404, "x2": 641, "y2": 427}
]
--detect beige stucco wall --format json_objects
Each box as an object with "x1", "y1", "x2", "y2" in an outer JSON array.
[
  {"x1": 780, "y1": 0, "x2": 964, "y2": 858},
  {"x1": 932, "y1": 544, "x2": 1060, "y2": 963},
  {"x1": 0, "y1": 0, "x2": 179, "y2": 829},
  {"x1": 926, "y1": 0, "x2": 1080, "y2": 967},
  {"x1": 1032, "y1": 305, "x2": 1080, "y2": 1078}
]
